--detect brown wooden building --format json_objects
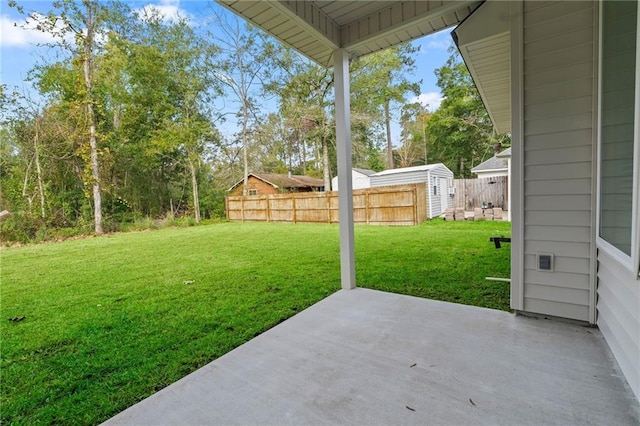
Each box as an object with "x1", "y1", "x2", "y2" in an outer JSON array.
[{"x1": 228, "y1": 173, "x2": 324, "y2": 196}]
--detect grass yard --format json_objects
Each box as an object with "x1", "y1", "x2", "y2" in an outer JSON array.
[{"x1": 1, "y1": 220, "x2": 510, "y2": 424}]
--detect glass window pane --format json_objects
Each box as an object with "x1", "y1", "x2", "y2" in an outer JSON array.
[{"x1": 600, "y1": 0, "x2": 637, "y2": 256}]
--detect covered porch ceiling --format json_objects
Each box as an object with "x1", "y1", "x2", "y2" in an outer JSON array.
[{"x1": 217, "y1": 1, "x2": 482, "y2": 66}]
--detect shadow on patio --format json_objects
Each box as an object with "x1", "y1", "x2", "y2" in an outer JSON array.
[{"x1": 105, "y1": 288, "x2": 639, "y2": 425}]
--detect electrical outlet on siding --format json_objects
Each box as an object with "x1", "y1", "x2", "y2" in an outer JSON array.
[{"x1": 537, "y1": 253, "x2": 554, "y2": 272}]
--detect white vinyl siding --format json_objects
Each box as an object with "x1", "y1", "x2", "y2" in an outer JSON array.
[
  {"x1": 522, "y1": 1, "x2": 596, "y2": 322},
  {"x1": 427, "y1": 166, "x2": 454, "y2": 216},
  {"x1": 596, "y1": 0, "x2": 640, "y2": 401},
  {"x1": 369, "y1": 164, "x2": 453, "y2": 218},
  {"x1": 331, "y1": 170, "x2": 371, "y2": 192},
  {"x1": 597, "y1": 250, "x2": 640, "y2": 399}
]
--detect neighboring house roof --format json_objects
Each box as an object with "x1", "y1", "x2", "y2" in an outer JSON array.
[
  {"x1": 353, "y1": 168, "x2": 376, "y2": 176},
  {"x1": 471, "y1": 148, "x2": 511, "y2": 174},
  {"x1": 228, "y1": 173, "x2": 324, "y2": 192},
  {"x1": 371, "y1": 163, "x2": 449, "y2": 177}
]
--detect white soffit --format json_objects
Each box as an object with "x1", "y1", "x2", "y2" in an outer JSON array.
[
  {"x1": 453, "y1": 0, "x2": 511, "y2": 134},
  {"x1": 217, "y1": 1, "x2": 481, "y2": 67}
]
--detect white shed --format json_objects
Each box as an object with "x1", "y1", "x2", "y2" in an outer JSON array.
[
  {"x1": 370, "y1": 164, "x2": 454, "y2": 218},
  {"x1": 331, "y1": 168, "x2": 375, "y2": 192}
]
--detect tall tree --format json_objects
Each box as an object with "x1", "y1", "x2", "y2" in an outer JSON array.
[
  {"x1": 206, "y1": 11, "x2": 274, "y2": 196},
  {"x1": 397, "y1": 102, "x2": 431, "y2": 167},
  {"x1": 427, "y1": 47, "x2": 510, "y2": 177},
  {"x1": 0, "y1": 90, "x2": 48, "y2": 220},
  {"x1": 351, "y1": 45, "x2": 420, "y2": 169},
  {"x1": 9, "y1": 0, "x2": 127, "y2": 233},
  {"x1": 268, "y1": 49, "x2": 334, "y2": 188}
]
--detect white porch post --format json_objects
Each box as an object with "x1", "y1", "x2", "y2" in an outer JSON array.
[{"x1": 334, "y1": 48, "x2": 356, "y2": 290}]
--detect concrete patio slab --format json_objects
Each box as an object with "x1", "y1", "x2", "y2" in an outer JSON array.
[{"x1": 105, "y1": 288, "x2": 639, "y2": 425}]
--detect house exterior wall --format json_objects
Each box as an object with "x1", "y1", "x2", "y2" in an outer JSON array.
[
  {"x1": 475, "y1": 170, "x2": 509, "y2": 179},
  {"x1": 331, "y1": 171, "x2": 371, "y2": 192},
  {"x1": 520, "y1": 1, "x2": 597, "y2": 322},
  {"x1": 230, "y1": 176, "x2": 279, "y2": 196},
  {"x1": 596, "y1": 0, "x2": 640, "y2": 401},
  {"x1": 597, "y1": 250, "x2": 640, "y2": 398}
]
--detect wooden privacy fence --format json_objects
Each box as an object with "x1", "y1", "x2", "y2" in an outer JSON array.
[
  {"x1": 453, "y1": 176, "x2": 508, "y2": 211},
  {"x1": 226, "y1": 183, "x2": 427, "y2": 226}
]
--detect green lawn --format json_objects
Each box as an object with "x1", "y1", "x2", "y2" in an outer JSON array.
[{"x1": 1, "y1": 220, "x2": 510, "y2": 424}]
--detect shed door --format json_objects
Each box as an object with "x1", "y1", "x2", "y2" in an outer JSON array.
[{"x1": 439, "y1": 178, "x2": 449, "y2": 214}]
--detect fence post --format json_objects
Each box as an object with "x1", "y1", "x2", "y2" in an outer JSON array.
[
  {"x1": 241, "y1": 197, "x2": 245, "y2": 222},
  {"x1": 411, "y1": 183, "x2": 418, "y2": 225},
  {"x1": 266, "y1": 195, "x2": 270, "y2": 222},
  {"x1": 327, "y1": 191, "x2": 331, "y2": 223},
  {"x1": 365, "y1": 189, "x2": 370, "y2": 225},
  {"x1": 292, "y1": 196, "x2": 297, "y2": 224}
]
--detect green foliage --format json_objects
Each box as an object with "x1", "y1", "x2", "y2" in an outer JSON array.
[
  {"x1": 396, "y1": 102, "x2": 431, "y2": 167},
  {"x1": 351, "y1": 44, "x2": 421, "y2": 168},
  {"x1": 401, "y1": 47, "x2": 510, "y2": 177},
  {"x1": 4, "y1": 1, "x2": 510, "y2": 239},
  {"x1": 3, "y1": 1, "x2": 226, "y2": 238},
  {"x1": 1, "y1": 220, "x2": 509, "y2": 423}
]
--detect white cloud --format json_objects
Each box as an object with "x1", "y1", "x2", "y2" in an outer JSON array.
[
  {"x1": 417, "y1": 28, "x2": 453, "y2": 53},
  {"x1": 410, "y1": 92, "x2": 443, "y2": 112},
  {"x1": 425, "y1": 39, "x2": 450, "y2": 51},
  {"x1": 136, "y1": 0, "x2": 190, "y2": 23},
  {"x1": 0, "y1": 14, "x2": 62, "y2": 47}
]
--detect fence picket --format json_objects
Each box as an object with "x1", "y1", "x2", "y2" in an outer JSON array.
[
  {"x1": 226, "y1": 183, "x2": 427, "y2": 226},
  {"x1": 453, "y1": 176, "x2": 508, "y2": 211}
]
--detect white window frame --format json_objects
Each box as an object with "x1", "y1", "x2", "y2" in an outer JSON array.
[{"x1": 596, "y1": 0, "x2": 640, "y2": 278}]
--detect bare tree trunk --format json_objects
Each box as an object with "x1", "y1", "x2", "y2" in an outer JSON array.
[
  {"x1": 301, "y1": 136, "x2": 307, "y2": 173},
  {"x1": 34, "y1": 119, "x2": 46, "y2": 219},
  {"x1": 83, "y1": 3, "x2": 103, "y2": 234},
  {"x1": 423, "y1": 121, "x2": 428, "y2": 165},
  {"x1": 189, "y1": 158, "x2": 200, "y2": 222},
  {"x1": 322, "y1": 135, "x2": 330, "y2": 190},
  {"x1": 385, "y1": 100, "x2": 393, "y2": 169},
  {"x1": 22, "y1": 156, "x2": 34, "y2": 216},
  {"x1": 242, "y1": 102, "x2": 249, "y2": 196}
]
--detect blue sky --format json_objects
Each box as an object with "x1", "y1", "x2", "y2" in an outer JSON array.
[{"x1": 0, "y1": 0, "x2": 455, "y2": 144}]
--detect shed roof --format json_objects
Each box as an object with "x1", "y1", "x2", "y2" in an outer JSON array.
[
  {"x1": 228, "y1": 173, "x2": 324, "y2": 192},
  {"x1": 217, "y1": 1, "x2": 481, "y2": 67},
  {"x1": 353, "y1": 168, "x2": 376, "y2": 176},
  {"x1": 372, "y1": 163, "x2": 450, "y2": 177}
]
